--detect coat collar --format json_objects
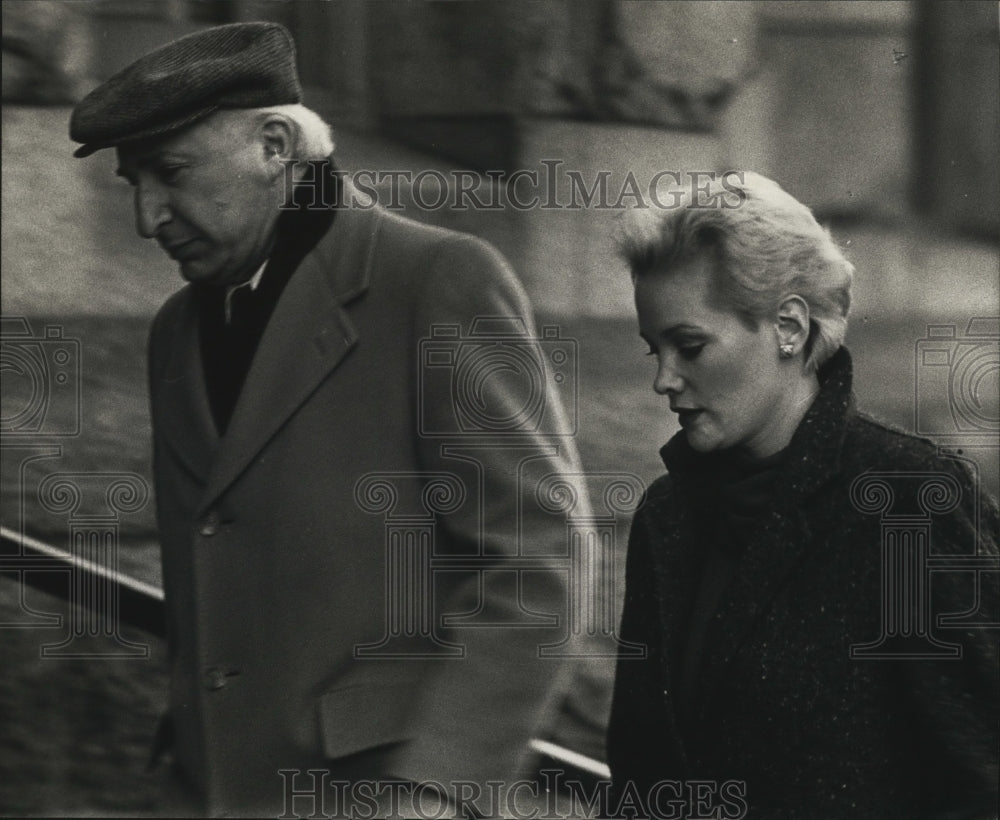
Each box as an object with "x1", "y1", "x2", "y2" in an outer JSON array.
[{"x1": 156, "y1": 182, "x2": 384, "y2": 512}]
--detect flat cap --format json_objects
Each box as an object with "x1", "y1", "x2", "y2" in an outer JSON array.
[{"x1": 70, "y1": 22, "x2": 300, "y2": 157}]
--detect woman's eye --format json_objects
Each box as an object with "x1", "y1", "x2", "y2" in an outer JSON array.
[{"x1": 678, "y1": 343, "x2": 704, "y2": 360}]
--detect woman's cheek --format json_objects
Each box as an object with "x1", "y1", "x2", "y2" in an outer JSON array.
[{"x1": 700, "y1": 352, "x2": 752, "y2": 404}]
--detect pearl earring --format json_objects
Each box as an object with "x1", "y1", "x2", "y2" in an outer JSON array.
[{"x1": 779, "y1": 343, "x2": 795, "y2": 359}]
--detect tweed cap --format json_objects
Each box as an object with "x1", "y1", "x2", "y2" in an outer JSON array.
[{"x1": 70, "y1": 22, "x2": 300, "y2": 157}]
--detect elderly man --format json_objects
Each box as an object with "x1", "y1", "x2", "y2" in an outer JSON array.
[{"x1": 71, "y1": 22, "x2": 588, "y2": 818}]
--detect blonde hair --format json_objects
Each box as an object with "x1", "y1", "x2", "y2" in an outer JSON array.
[{"x1": 619, "y1": 172, "x2": 854, "y2": 371}]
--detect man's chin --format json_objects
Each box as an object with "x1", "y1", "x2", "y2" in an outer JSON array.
[
  {"x1": 177, "y1": 259, "x2": 222, "y2": 286},
  {"x1": 176, "y1": 254, "x2": 264, "y2": 288}
]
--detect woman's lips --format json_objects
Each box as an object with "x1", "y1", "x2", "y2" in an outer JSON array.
[{"x1": 675, "y1": 409, "x2": 703, "y2": 428}]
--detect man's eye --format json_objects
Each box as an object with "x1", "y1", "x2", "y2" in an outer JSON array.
[{"x1": 157, "y1": 165, "x2": 186, "y2": 183}]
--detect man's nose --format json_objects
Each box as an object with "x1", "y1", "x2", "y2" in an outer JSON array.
[
  {"x1": 653, "y1": 354, "x2": 683, "y2": 396},
  {"x1": 134, "y1": 181, "x2": 170, "y2": 239}
]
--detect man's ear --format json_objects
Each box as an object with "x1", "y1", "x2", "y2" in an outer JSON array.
[
  {"x1": 775, "y1": 294, "x2": 811, "y2": 355},
  {"x1": 260, "y1": 116, "x2": 294, "y2": 173}
]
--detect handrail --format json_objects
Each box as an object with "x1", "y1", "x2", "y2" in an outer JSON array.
[
  {"x1": 0, "y1": 525, "x2": 611, "y2": 784},
  {"x1": 1, "y1": 525, "x2": 166, "y2": 636}
]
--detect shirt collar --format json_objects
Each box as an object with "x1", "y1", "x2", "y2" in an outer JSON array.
[{"x1": 224, "y1": 260, "x2": 268, "y2": 324}]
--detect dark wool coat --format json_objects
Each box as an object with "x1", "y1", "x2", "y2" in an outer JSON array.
[
  {"x1": 148, "y1": 192, "x2": 586, "y2": 817},
  {"x1": 607, "y1": 348, "x2": 999, "y2": 820}
]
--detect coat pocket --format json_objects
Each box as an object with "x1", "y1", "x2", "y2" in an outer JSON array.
[{"x1": 317, "y1": 678, "x2": 416, "y2": 760}]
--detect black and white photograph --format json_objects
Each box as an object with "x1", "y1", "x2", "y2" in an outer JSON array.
[{"x1": 1, "y1": 1, "x2": 997, "y2": 818}]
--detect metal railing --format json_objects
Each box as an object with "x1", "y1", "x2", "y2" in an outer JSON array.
[{"x1": 0, "y1": 524, "x2": 611, "y2": 786}]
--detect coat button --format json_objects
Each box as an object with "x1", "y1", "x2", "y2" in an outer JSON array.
[
  {"x1": 204, "y1": 667, "x2": 238, "y2": 691},
  {"x1": 198, "y1": 512, "x2": 220, "y2": 537}
]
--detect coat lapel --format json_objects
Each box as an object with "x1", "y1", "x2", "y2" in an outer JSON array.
[
  {"x1": 156, "y1": 299, "x2": 220, "y2": 482},
  {"x1": 200, "y1": 192, "x2": 384, "y2": 512},
  {"x1": 651, "y1": 494, "x2": 705, "y2": 761}
]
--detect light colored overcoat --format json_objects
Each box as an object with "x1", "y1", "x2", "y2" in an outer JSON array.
[{"x1": 148, "y1": 195, "x2": 586, "y2": 816}]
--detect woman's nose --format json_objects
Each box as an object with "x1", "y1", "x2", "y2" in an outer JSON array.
[{"x1": 653, "y1": 355, "x2": 683, "y2": 395}]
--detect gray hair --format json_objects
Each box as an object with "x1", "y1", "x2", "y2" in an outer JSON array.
[
  {"x1": 619, "y1": 172, "x2": 854, "y2": 371},
  {"x1": 248, "y1": 103, "x2": 334, "y2": 160},
  {"x1": 213, "y1": 103, "x2": 334, "y2": 164}
]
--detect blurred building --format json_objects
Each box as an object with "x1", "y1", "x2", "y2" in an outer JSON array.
[
  {"x1": 6, "y1": 0, "x2": 997, "y2": 314},
  {"x1": 1, "y1": 1, "x2": 94, "y2": 103},
  {"x1": 1, "y1": 5, "x2": 996, "y2": 800}
]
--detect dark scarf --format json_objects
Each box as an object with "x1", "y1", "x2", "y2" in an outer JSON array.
[
  {"x1": 672, "y1": 445, "x2": 789, "y2": 719},
  {"x1": 661, "y1": 348, "x2": 855, "y2": 720},
  {"x1": 196, "y1": 158, "x2": 340, "y2": 435}
]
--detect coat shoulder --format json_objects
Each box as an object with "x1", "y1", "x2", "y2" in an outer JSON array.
[
  {"x1": 843, "y1": 410, "x2": 952, "y2": 472},
  {"x1": 840, "y1": 410, "x2": 998, "y2": 553},
  {"x1": 150, "y1": 286, "x2": 192, "y2": 335},
  {"x1": 633, "y1": 472, "x2": 677, "y2": 522},
  {"x1": 371, "y1": 209, "x2": 522, "y2": 301},
  {"x1": 378, "y1": 208, "x2": 506, "y2": 265}
]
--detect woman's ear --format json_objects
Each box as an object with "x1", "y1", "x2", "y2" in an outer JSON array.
[{"x1": 775, "y1": 295, "x2": 811, "y2": 357}]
